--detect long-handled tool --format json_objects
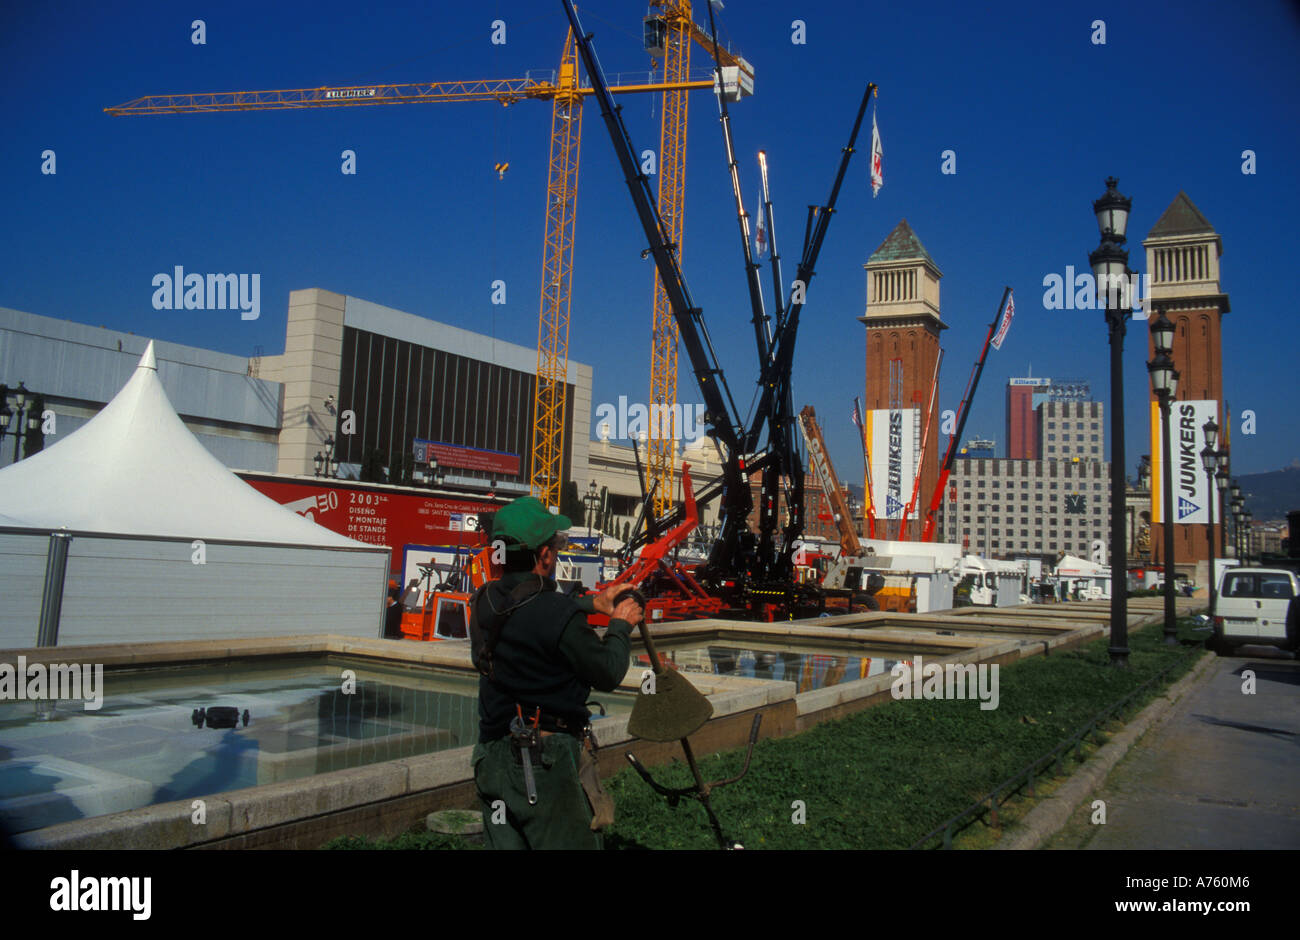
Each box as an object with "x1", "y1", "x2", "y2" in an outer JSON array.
[
  {"x1": 626, "y1": 712, "x2": 762, "y2": 851},
  {"x1": 623, "y1": 604, "x2": 762, "y2": 850}
]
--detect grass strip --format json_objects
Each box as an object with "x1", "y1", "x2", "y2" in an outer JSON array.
[{"x1": 325, "y1": 616, "x2": 1206, "y2": 850}]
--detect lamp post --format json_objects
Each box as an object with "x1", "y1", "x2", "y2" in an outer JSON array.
[
  {"x1": 0, "y1": 382, "x2": 44, "y2": 465},
  {"x1": 1229, "y1": 481, "x2": 1242, "y2": 558},
  {"x1": 1215, "y1": 465, "x2": 1229, "y2": 558},
  {"x1": 1215, "y1": 448, "x2": 1230, "y2": 557},
  {"x1": 1201, "y1": 419, "x2": 1219, "y2": 624},
  {"x1": 584, "y1": 480, "x2": 600, "y2": 538},
  {"x1": 1242, "y1": 509, "x2": 1253, "y2": 563},
  {"x1": 1148, "y1": 311, "x2": 1180, "y2": 645},
  {"x1": 1090, "y1": 177, "x2": 1133, "y2": 666}
]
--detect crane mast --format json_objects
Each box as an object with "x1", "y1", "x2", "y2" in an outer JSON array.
[
  {"x1": 920, "y1": 286, "x2": 1011, "y2": 542},
  {"x1": 562, "y1": 0, "x2": 875, "y2": 615}
]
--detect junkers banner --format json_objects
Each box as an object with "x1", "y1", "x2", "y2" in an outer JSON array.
[
  {"x1": 1150, "y1": 399, "x2": 1218, "y2": 525},
  {"x1": 865, "y1": 408, "x2": 919, "y2": 519}
]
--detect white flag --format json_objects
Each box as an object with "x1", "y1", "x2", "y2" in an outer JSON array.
[{"x1": 870, "y1": 110, "x2": 883, "y2": 197}]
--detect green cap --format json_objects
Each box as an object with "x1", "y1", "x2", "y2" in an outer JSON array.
[{"x1": 491, "y1": 496, "x2": 571, "y2": 550}]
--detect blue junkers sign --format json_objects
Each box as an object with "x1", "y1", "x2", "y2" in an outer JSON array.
[{"x1": 1178, "y1": 497, "x2": 1199, "y2": 521}]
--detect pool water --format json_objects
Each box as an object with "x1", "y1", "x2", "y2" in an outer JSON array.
[
  {"x1": 634, "y1": 640, "x2": 910, "y2": 693},
  {"x1": 0, "y1": 656, "x2": 632, "y2": 834}
]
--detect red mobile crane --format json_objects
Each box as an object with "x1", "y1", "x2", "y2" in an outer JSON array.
[
  {"x1": 797, "y1": 405, "x2": 862, "y2": 557},
  {"x1": 920, "y1": 287, "x2": 1013, "y2": 542},
  {"x1": 902, "y1": 350, "x2": 943, "y2": 540}
]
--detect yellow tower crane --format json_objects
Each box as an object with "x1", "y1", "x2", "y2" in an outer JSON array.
[
  {"x1": 105, "y1": 28, "x2": 724, "y2": 510},
  {"x1": 644, "y1": 2, "x2": 754, "y2": 518}
]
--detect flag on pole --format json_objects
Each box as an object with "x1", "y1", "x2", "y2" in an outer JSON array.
[
  {"x1": 755, "y1": 202, "x2": 768, "y2": 259},
  {"x1": 870, "y1": 110, "x2": 883, "y2": 197},
  {"x1": 851, "y1": 398, "x2": 865, "y2": 436},
  {"x1": 990, "y1": 290, "x2": 1015, "y2": 350}
]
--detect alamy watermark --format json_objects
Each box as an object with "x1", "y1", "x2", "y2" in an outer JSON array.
[
  {"x1": 151, "y1": 266, "x2": 260, "y2": 320},
  {"x1": 890, "y1": 655, "x2": 999, "y2": 710},
  {"x1": 0, "y1": 656, "x2": 104, "y2": 711},
  {"x1": 594, "y1": 395, "x2": 707, "y2": 443},
  {"x1": 49, "y1": 870, "x2": 150, "y2": 920},
  {"x1": 1042, "y1": 266, "x2": 1150, "y2": 318}
]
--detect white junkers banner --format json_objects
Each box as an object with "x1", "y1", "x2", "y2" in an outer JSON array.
[
  {"x1": 1150, "y1": 399, "x2": 1218, "y2": 525},
  {"x1": 865, "y1": 408, "x2": 920, "y2": 520}
]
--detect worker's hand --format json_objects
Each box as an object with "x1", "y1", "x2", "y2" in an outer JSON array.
[
  {"x1": 592, "y1": 583, "x2": 625, "y2": 617},
  {"x1": 613, "y1": 594, "x2": 645, "y2": 626}
]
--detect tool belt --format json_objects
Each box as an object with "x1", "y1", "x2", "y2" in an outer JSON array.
[
  {"x1": 507, "y1": 707, "x2": 584, "y2": 766},
  {"x1": 506, "y1": 706, "x2": 615, "y2": 830}
]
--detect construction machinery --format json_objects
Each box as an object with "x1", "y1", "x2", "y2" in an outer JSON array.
[
  {"x1": 107, "y1": 23, "x2": 751, "y2": 513},
  {"x1": 795, "y1": 405, "x2": 898, "y2": 610},
  {"x1": 797, "y1": 405, "x2": 860, "y2": 558},
  {"x1": 564, "y1": 0, "x2": 876, "y2": 620},
  {"x1": 644, "y1": 3, "x2": 755, "y2": 520}
]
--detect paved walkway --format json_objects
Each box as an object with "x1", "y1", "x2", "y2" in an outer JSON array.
[{"x1": 1061, "y1": 646, "x2": 1300, "y2": 849}]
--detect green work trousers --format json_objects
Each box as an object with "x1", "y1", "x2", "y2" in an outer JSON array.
[{"x1": 472, "y1": 734, "x2": 601, "y2": 850}]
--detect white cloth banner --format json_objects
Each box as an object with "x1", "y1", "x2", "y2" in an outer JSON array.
[
  {"x1": 990, "y1": 291, "x2": 1015, "y2": 350},
  {"x1": 865, "y1": 407, "x2": 918, "y2": 519},
  {"x1": 870, "y1": 111, "x2": 883, "y2": 197},
  {"x1": 1150, "y1": 399, "x2": 1218, "y2": 525}
]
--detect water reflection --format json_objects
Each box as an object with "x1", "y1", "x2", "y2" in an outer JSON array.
[
  {"x1": 641, "y1": 645, "x2": 902, "y2": 693},
  {"x1": 0, "y1": 660, "x2": 519, "y2": 834}
]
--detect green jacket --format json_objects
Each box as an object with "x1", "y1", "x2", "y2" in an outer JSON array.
[{"x1": 477, "y1": 573, "x2": 633, "y2": 742}]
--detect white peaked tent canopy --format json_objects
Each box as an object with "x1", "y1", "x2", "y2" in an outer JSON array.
[
  {"x1": 1054, "y1": 554, "x2": 1110, "y2": 577},
  {"x1": 0, "y1": 342, "x2": 364, "y2": 547}
]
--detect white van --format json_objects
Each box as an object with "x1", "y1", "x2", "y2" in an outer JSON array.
[{"x1": 1211, "y1": 567, "x2": 1299, "y2": 655}]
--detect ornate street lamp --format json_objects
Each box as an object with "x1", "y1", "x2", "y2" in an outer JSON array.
[
  {"x1": 1093, "y1": 176, "x2": 1132, "y2": 241},
  {"x1": 1215, "y1": 447, "x2": 1230, "y2": 557},
  {"x1": 1215, "y1": 465, "x2": 1229, "y2": 558},
  {"x1": 1229, "y1": 480, "x2": 1242, "y2": 558},
  {"x1": 318, "y1": 434, "x2": 339, "y2": 479},
  {"x1": 1242, "y1": 509, "x2": 1253, "y2": 563},
  {"x1": 314, "y1": 451, "x2": 324, "y2": 477},
  {"x1": 1089, "y1": 176, "x2": 1133, "y2": 667},
  {"x1": 0, "y1": 381, "x2": 44, "y2": 464},
  {"x1": 584, "y1": 480, "x2": 600, "y2": 538},
  {"x1": 1229, "y1": 494, "x2": 1242, "y2": 559},
  {"x1": 1147, "y1": 317, "x2": 1180, "y2": 645},
  {"x1": 1201, "y1": 418, "x2": 1219, "y2": 624}
]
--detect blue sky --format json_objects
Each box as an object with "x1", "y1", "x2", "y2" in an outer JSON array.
[{"x1": 2, "y1": 0, "x2": 1297, "y2": 481}]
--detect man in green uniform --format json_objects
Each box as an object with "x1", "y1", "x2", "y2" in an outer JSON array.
[{"x1": 470, "y1": 496, "x2": 642, "y2": 850}]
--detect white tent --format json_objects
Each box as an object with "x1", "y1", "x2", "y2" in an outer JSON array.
[
  {"x1": 1054, "y1": 554, "x2": 1109, "y2": 577},
  {"x1": 0, "y1": 343, "x2": 388, "y2": 648}
]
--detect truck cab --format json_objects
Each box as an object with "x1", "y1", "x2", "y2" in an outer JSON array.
[{"x1": 1212, "y1": 567, "x2": 1299, "y2": 655}]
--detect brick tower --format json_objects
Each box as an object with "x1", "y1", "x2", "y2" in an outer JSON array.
[
  {"x1": 858, "y1": 220, "x2": 945, "y2": 540},
  {"x1": 1142, "y1": 192, "x2": 1230, "y2": 573}
]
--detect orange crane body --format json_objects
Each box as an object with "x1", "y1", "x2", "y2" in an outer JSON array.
[{"x1": 797, "y1": 405, "x2": 861, "y2": 557}]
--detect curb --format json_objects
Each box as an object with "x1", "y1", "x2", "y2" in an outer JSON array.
[{"x1": 992, "y1": 648, "x2": 1217, "y2": 850}]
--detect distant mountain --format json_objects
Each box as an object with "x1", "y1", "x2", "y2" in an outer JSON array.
[{"x1": 1238, "y1": 465, "x2": 1300, "y2": 522}]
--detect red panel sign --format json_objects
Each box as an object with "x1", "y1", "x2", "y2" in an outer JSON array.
[
  {"x1": 414, "y1": 438, "x2": 520, "y2": 476},
  {"x1": 241, "y1": 474, "x2": 493, "y2": 572}
]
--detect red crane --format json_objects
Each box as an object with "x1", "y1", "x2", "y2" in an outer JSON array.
[{"x1": 920, "y1": 287, "x2": 1012, "y2": 542}]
